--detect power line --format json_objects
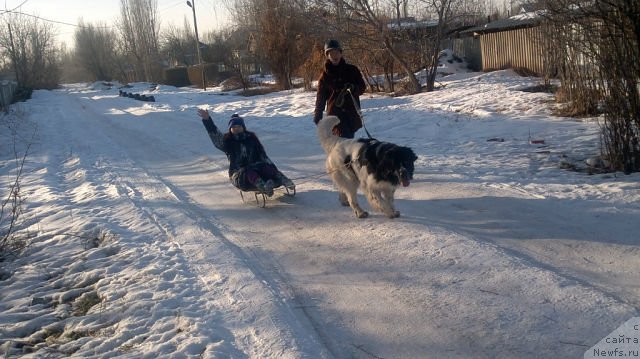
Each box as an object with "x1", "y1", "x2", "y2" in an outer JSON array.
[
  {"x1": 159, "y1": 0, "x2": 185, "y2": 14},
  {"x1": 0, "y1": 9, "x2": 114, "y2": 28},
  {"x1": 0, "y1": 0, "x2": 30, "y2": 14}
]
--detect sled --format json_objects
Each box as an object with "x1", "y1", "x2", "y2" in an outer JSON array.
[{"x1": 239, "y1": 183, "x2": 296, "y2": 208}]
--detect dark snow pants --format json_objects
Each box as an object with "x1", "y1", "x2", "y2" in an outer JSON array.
[{"x1": 231, "y1": 163, "x2": 281, "y2": 191}]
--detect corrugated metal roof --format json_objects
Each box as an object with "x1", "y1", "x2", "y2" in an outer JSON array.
[{"x1": 461, "y1": 11, "x2": 544, "y2": 35}]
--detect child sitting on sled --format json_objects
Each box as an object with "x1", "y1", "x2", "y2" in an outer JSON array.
[{"x1": 197, "y1": 109, "x2": 295, "y2": 196}]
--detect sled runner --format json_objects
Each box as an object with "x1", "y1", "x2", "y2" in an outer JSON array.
[{"x1": 239, "y1": 181, "x2": 296, "y2": 208}]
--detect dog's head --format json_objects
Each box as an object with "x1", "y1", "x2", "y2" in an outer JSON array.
[{"x1": 378, "y1": 145, "x2": 418, "y2": 187}]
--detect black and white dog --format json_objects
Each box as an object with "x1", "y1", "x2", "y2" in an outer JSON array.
[{"x1": 317, "y1": 116, "x2": 418, "y2": 218}]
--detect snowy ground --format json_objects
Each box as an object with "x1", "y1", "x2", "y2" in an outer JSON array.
[{"x1": 1, "y1": 69, "x2": 638, "y2": 358}]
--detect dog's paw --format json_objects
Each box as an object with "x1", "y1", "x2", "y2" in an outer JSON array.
[
  {"x1": 387, "y1": 211, "x2": 401, "y2": 219},
  {"x1": 356, "y1": 211, "x2": 369, "y2": 219},
  {"x1": 338, "y1": 193, "x2": 350, "y2": 207}
]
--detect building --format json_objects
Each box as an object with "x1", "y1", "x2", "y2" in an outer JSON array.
[{"x1": 461, "y1": 10, "x2": 547, "y2": 75}]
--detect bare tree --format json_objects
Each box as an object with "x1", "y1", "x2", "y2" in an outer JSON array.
[
  {"x1": 337, "y1": 0, "x2": 424, "y2": 94},
  {"x1": 258, "y1": 0, "x2": 307, "y2": 89},
  {"x1": 221, "y1": 0, "x2": 528, "y2": 95},
  {"x1": 297, "y1": 42, "x2": 326, "y2": 91},
  {"x1": 118, "y1": 0, "x2": 161, "y2": 82},
  {"x1": 74, "y1": 21, "x2": 118, "y2": 81},
  {"x1": 226, "y1": 0, "x2": 313, "y2": 89},
  {"x1": 0, "y1": 13, "x2": 60, "y2": 89},
  {"x1": 418, "y1": 0, "x2": 455, "y2": 92},
  {"x1": 161, "y1": 18, "x2": 197, "y2": 66},
  {"x1": 539, "y1": 0, "x2": 639, "y2": 173},
  {"x1": 228, "y1": 0, "x2": 312, "y2": 90},
  {"x1": 202, "y1": 29, "x2": 234, "y2": 65},
  {"x1": 0, "y1": 111, "x2": 34, "y2": 257},
  {"x1": 306, "y1": 0, "x2": 472, "y2": 94}
]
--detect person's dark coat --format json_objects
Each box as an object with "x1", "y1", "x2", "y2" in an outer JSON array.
[
  {"x1": 313, "y1": 58, "x2": 366, "y2": 138},
  {"x1": 202, "y1": 117, "x2": 274, "y2": 189}
]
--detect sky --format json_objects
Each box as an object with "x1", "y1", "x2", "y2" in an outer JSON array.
[
  {"x1": 0, "y1": 51, "x2": 638, "y2": 358},
  {"x1": 0, "y1": 0, "x2": 511, "y2": 46},
  {"x1": 1, "y1": 0, "x2": 522, "y2": 48},
  {"x1": 1, "y1": 0, "x2": 231, "y2": 47}
]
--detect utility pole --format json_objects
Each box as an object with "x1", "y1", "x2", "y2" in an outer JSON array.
[{"x1": 187, "y1": 0, "x2": 206, "y2": 90}]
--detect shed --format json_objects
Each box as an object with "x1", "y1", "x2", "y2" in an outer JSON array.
[
  {"x1": 462, "y1": 11, "x2": 547, "y2": 75},
  {"x1": 443, "y1": 25, "x2": 482, "y2": 71}
]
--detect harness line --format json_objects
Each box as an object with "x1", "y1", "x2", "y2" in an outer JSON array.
[
  {"x1": 346, "y1": 88, "x2": 373, "y2": 139},
  {"x1": 290, "y1": 93, "x2": 372, "y2": 187},
  {"x1": 289, "y1": 155, "x2": 361, "y2": 186}
]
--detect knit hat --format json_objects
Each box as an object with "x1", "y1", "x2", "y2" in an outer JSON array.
[
  {"x1": 228, "y1": 114, "x2": 245, "y2": 130},
  {"x1": 324, "y1": 39, "x2": 342, "y2": 55}
]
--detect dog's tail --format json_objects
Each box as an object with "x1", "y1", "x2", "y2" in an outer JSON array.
[{"x1": 316, "y1": 115, "x2": 342, "y2": 154}]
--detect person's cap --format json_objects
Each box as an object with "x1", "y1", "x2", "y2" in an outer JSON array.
[
  {"x1": 324, "y1": 39, "x2": 342, "y2": 55},
  {"x1": 228, "y1": 114, "x2": 245, "y2": 130}
]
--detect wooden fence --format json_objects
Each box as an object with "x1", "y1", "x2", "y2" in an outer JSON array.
[
  {"x1": 0, "y1": 81, "x2": 17, "y2": 111},
  {"x1": 479, "y1": 26, "x2": 546, "y2": 75}
]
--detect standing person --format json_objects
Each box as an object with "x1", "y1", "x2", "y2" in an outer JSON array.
[
  {"x1": 313, "y1": 39, "x2": 367, "y2": 139},
  {"x1": 197, "y1": 109, "x2": 294, "y2": 196}
]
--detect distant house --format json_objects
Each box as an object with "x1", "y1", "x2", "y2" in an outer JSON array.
[
  {"x1": 388, "y1": 17, "x2": 483, "y2": 71},
  {"x1": 229, "y1": 30, "x2": 266, "y2": 75},
  {"x1": 386, "y1": 17, "x2": 440, "y2": 58},
  {"x1": 462, "y1": 10, "x2": 547, "y2": 75},
  {"x1": 387, "y1": 17, "x2": 439, "y2": 32}
]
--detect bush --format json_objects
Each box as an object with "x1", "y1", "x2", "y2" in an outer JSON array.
[
  {"x1": 12, "y1": 87, "x2": 33, "y2": 103},
  {"x1": 0, "y1": 110, "x2": 30, "y2": 257}
]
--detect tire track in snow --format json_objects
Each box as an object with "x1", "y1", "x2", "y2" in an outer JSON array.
[
  {"x1": 41, "y1": 88, "x2": 638, "y2": 359},
  {"x1": 193, "y1": 171, "x2": 638, "y2": 359},
  {"x1": 28, "y1": 89, "x2": 331, "y2": 358}
]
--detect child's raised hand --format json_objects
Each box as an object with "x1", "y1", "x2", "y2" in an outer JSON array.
[{"x1": 197, "y1": 108, "x2": 210, "y2": 119}]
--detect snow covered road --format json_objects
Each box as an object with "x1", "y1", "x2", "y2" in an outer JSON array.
[{"x1": 1, "y1": 73, "x2": 638, "y2": 358}]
